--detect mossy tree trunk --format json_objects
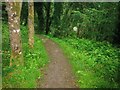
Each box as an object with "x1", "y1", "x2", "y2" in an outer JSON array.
[
  {"x1": 6, "y1": 2, "x2": 23, "y2": 66},
  {"x1": 28, "y1": 0, "x2": 34, "y2": 48}
]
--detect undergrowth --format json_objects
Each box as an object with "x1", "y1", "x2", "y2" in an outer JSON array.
[
  {"x1": 49, "y1": 36, "x2": 120, "y2": 88},
  {"x1": 2, "y1": 23, "x2": 48, "y2": 88}
]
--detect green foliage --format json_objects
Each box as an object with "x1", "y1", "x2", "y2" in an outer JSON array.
[
  {"x1": 2, "y1": 2, "x2": 120, "y2": 88},
  {"x1": 53, "y1": 2, "x2": 63, "y2": 27},
  {"x1": 51, "y1": 2, "x2": 63, "y2": 36},
  {"x1": 2, "y1": 22, "x2": 10, "y2": 67},
  {"x1": 50, "y1": 36, "x2": 120, "y2": 88},
  {"x1": 34, "y1": 2, "x2": 45, "y2": 33},
  {"x1": 51, "y1": 2, "x2": 119, "y2": 44},
  {"x1": 2, "y1": 23, "x2": 48, "y2": 88},
  {"x1": 78, "y1": 5, "x2": 118, "y2": 42}
]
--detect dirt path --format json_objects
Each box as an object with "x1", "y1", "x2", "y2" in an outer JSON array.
[{"x1": 37, "y1": 35, "x2": 77, "y2": 88}]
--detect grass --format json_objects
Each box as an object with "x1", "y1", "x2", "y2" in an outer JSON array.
[
  {"x1": 48, "y1": 36, "x2": 120, "y2": 88},
  {"x1": 2, "y1": 22, "x2": 49, "y2": 88},
  {"x1": 2, "y1": 21, "x2": 120, "y2": 88}
]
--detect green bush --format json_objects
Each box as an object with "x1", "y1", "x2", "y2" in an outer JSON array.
[{"x1": 51, "y1": 36, "x2": 120, "y2": 88}]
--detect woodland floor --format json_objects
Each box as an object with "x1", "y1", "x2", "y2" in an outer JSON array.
[{"x1": 37, "y1": 35, "x2": 77, "y2": 88}]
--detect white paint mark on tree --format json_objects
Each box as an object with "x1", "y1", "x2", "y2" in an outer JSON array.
[
  {"x1": 11, "y1": 14, "x2": 14, "y2": 17},
  {"x1": 15, "y1": 44, "x2": 18, "y2": 47},
  {"x1": 14, "y1": 20, "x2": 18, "y2": 23},
  {"x1": 10, "y1": 6, "x2": 13, "y2": 9},
  {"x1": 16, "y1": 29, "x2": 20, "y2": 33},
  {"x1": 13, "y1": 30, "x2": 16, "y2": 33},
  {"x1": 11, "y1": 24, "x2": 14, "y2": 27},
  {"x1": 19, "y1": 52, "x2": 22, "y2": 55},
  {"x1": 14, "y1": 12, "x2": 16, "y2": 15},
  {"x1": 11, "y1": 18, "x2": 13, "y2": 21}
]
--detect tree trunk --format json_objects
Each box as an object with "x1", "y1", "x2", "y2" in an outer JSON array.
[
  {"x1": 6, "y1": 2, "x2": 23, "y2": 66},
  {"x1": 28, "y1": 0, "x2": 34, "y2": 48},
  {"x1": 20, "y1": 2, "x2": 28, "y2": 26},
  {"x1": 45, "y1": 2, "x2": 51, "y2": 35},
  {"x1": 35, "y1": 2, "x2": 44, "y2": 33}
]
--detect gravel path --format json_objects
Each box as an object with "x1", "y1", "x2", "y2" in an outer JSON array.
[{"x1": 37, "y1": 35, "x2": 77, "y2": 88}]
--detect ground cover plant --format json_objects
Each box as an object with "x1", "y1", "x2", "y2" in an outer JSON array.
[
  {"x1": 1, "y1": 1, "x2": 120, "y2": 88},
  {"x1": 2, "y1": 23, "x2": 48, "y2": 88},
  {"x1": 50, "y1": 36, "x2": 120, "y2": 88}
]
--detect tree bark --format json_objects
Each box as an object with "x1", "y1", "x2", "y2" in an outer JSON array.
[
  {"x1": 45, "y1": 2, "x2": 51, "y2": 35},
  {"x1": 28, "y1": 0, "x2": 34, "y2": 48},
  {"x1": 6, "y1": 2, "x2": 23, "y2": 66},
  {"x1": 20, "y1": 2, "x2": 28, "y2": 26},
  {"x1": 35, "y1": 2, "x2": 44, "y2": 33}
]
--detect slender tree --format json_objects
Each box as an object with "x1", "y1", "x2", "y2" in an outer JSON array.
[
  {"x1": 20, "y1": 2, "x2": 28, "y2": 26},
  {"x1": 45, "y1": 2, "x2": 51, "y2": 35},
  {"x1": 34, "y1": 2, "x2": 44, "y2": 33},
  {"x1": 6, "y1": 1, "x2": 23, "y2": 66},
  {"x1": 53, "y1": 2, "x2": 62, "y2": 28},
  {"x1": 2, "y1": 2, "x2": 8, "y2": 21},
  {"x1": 53, "y1": 2, "x2": 63, "y2": 37},
  {"x1": 28, "y1": 0, "x2": 34, "y2": 48}
]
